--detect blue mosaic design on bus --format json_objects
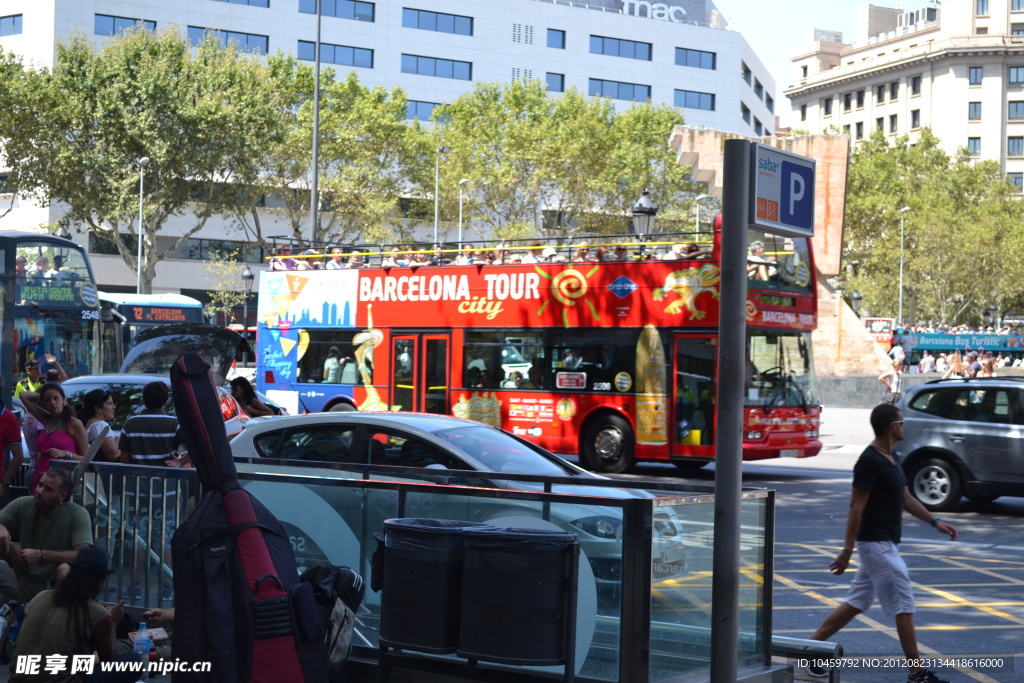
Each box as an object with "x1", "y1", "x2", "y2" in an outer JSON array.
[{"x1": 608, "y1": 276, "x2": 638, "y2": 299}]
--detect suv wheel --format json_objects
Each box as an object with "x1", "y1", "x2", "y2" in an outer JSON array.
[{"x1": 909, "y1": 457, "x2": 963, "y2": 512}]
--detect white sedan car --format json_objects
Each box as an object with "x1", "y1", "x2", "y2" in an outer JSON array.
[{"x1": 229, "y1": 412, "x2": 691, "y2": 614}]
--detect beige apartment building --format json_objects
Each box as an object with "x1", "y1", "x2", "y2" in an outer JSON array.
[{"x1": 785, "y1": 0, "x2": 1024, "y2": 192}]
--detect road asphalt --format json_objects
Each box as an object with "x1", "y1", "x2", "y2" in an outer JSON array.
[{"x1": 0, "y1": 407, "x2": 878, "y2": 683}]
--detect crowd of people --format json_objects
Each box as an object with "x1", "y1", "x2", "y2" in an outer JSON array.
[
  {"x1": 13, "y1": 255, "x2": 79, "y2": 284},
  {"x1": 896, "y1": 322, "x2": 1024, "y2": 336},
  {"x1": 0, "y1": 368, "x2": 284, "y2": 679},
  {"x1": 0, "y1": 375, "x2": 191, "y2": 680},
  {"x1": 266, "y1": 239, "x2": 714, "y2": 271}
]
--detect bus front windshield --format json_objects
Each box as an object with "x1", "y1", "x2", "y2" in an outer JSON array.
[
  {"x1": 16, "y1": 317, "x2": 94, "y2": 379},
  {"x1": 746, "y1": 331, "x2": 818, "y2": 409}
]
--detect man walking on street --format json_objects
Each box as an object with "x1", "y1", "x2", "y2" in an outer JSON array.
[{"x1": 807, "y1": 403, "x2": 958, "y2": 683}]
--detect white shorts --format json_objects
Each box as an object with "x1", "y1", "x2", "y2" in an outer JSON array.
[{"x1": 844, "y1": 540, "x2": 915, "y2": 617}]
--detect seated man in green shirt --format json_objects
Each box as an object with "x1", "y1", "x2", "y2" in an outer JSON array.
[{"x1": 0, "y1": 467, "x2": 92, "y2": 601}]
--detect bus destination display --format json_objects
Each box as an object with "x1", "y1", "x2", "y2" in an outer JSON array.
[{"x1": 129, "y1": 306, "x2": 193, "y2": 323}]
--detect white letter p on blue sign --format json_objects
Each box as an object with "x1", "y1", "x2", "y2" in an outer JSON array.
[{"x1": 781, "y1": 161, "x2": 814, "y2": 231}]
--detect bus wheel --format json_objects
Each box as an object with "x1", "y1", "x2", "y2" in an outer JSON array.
[
  {"x1": 328, "y1": 402, "x2": 357, "y2": 412},
  {"x1": 582, "y1": 415, "x2": 634, "y2": 474}
]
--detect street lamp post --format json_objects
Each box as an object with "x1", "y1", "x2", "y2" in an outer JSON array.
[
  {"x1": 136, "y1": 157, "x2": 150, "y2": 295},
  {"x1": 309, "y1": 0, "x2": 322, "y2": 245},
  {"x1": 631, "y1": 188, "x2": 659, "y2": 238},
  {"x1": 458, "y1": 178, "x2": 469, "y2": 251},
  {"x1": 850, "y1": 290, "x2": 863, "y2": 314},
  {"x1": 898, "y1": 206, "x2": 912, "y2": 324},
  {"x1": 695, "y1": 193, "x2": 709, "y2": 231},
  {"x1": 433, "y1": 146, "x2": 451, "y2": 247},
  {"x1": 241, "y1": 265, "x2": 255, "y2": 366}
]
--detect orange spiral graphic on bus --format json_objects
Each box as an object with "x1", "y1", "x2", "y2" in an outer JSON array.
[{"x1": 550, "y1": 269, "x2": 588, "y2": 307}]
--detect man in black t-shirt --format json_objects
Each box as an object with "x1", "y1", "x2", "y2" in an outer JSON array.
[{"x1": 806, "y1": 404, "x2": 959, "y2": 683}]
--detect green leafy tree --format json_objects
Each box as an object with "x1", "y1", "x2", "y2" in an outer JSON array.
[
  {"x1": 12, "y1": 28, "x2": 284, "y2": 293},
  {"x1": 233, "y1": 62, "x2": 429, "y2": 249},
  {"x1": 842, "y1": 129, "x2": 1024, "y2": 325},
  {"x1": 591, "y1": 101, "x2": 700, "y2": 235},
  {"x1": 433, "y1": 80, "x2": 701, "y2": 241},
  {"x1": 203, "y1": 251, "x2": 249, "y2": 325},
  {"x1": 0, "y1": 49, "x2": 36, "y2": 221},
  {"x1": 434, "y1": 80, "x2": 560, "y2": 240},
  {"x1": 317, "y1": 72, "x2": 431, "y2": 245}
]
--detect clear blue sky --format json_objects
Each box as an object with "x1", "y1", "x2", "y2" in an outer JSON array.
[{"x1": 713, "y1": 0, "x2": 930, "y2": 117}]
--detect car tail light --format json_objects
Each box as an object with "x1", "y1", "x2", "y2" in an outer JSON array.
[
  {"x1": 264, "y1": 370, "x2": 275, "y2": 384},
  {"x1": 219, "y1": 391, "x2": 239, "y2": 421}
]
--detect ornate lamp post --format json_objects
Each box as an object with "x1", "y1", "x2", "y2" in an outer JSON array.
[{"x1": 241, "y1": 265, "x2": 255, "y2": 365}]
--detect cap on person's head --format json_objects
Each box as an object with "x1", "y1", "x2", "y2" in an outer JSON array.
[
  {"x1": 542, "y1": 247, "x2": 557, "y2": 258},
  {"x1": 967, "y1": 351, "x2": 979, "y2": 358},
  {"x1": 24, "y1": 359, "x2": 39, "y2": 370},
  {"x1": 68, "y1": 544, "x2": 114, "y2": 575}
]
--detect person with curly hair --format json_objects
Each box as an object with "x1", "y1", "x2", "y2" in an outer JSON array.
[
  {"x1": 229, "y1": 377, "x2": 273, "y2": 418},
  {"x1": 11, "y1": 544, "x2": 141, "y2": 682}
]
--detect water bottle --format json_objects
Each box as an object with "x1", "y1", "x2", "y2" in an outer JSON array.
[{"x1": 132, "y1": 621, "x2": 151, "y2": 682}]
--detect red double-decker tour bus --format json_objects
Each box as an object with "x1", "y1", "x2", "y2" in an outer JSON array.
[{"x1": 255, "y1": 226, "x2": 821, "y2": 472}]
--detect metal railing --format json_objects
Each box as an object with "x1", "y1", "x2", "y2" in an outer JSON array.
[{"x1": 46, "y1": 458, "x2": 785, "y2": 681}]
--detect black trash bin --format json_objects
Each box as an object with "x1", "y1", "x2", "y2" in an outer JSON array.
[
  {"x1": 379, "y1": 518, "x2": 497, "y2": 654},
  {"x1": 458, "y1": 527, "x2": 579, "y2": 665}
]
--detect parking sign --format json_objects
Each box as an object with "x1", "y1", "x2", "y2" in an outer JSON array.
[{"x1": 750, "y1": 144, "x2": 815, "y2": 238}]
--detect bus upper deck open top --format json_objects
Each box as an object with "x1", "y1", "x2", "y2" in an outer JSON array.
[{"x1": 255, "y1": 226, "x2": 821, "y2": 472}]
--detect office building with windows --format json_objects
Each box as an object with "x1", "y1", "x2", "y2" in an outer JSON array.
[
  {"x1": 786, "y1": 0, "x2": 1024, "y2": 192},
  {"x1": 0, "y1": 0, "x2": 776, "y2": 293}
]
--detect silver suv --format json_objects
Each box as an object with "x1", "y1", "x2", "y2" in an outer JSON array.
[{"x1": 896, "y1": 377, "x2": 1024, "y2": 511}]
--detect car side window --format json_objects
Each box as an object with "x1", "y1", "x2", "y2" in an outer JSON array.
[
  {"x1": 65, "y1": 383, "x2": 149, "y2": 431},
  {"x1": 364, "y1": 428, "x2": 464, "y2": 469},
  {"x1": 950, "y1": 388, "x2": 1012, "y2": 424},
  {"x1": 253, "y1": 425, "x2": 354, "y2": 461},
  {"x1": 253, "y1": 431, "x2": 282, "y2": 458},
  {"x1": 908, "y1": 388, "x2": 948, "y2": 416}
]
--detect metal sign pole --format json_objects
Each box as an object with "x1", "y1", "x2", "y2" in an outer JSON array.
[{"x1": 710, "y1": 138, "x2": 751, "y2": 683}]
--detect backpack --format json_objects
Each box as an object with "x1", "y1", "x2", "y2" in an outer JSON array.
[
  {"x1": 170, "y1": 352, "x2": 328, "y2": 683},
  {"x1": 299, "y1": 565, "x2": 365, "y2": 671}
]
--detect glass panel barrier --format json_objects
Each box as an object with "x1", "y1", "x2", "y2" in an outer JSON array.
[
  {"x1": 648, "y1": 497, "x2": 715, "y2": 678},
  {"x1": 69, "y1": 460, "x2": 771, "y2": 682},
  {"x1": 739, "y1": 495, "x2": 770, "y2": 665}
]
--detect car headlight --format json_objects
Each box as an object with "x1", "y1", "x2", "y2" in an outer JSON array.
[
  {"x1": 745, "y1": 431, "x2": 763, "y2": 440},
  {"x1": 568, "y1": 516, "x2": 623, "y2": 539}
]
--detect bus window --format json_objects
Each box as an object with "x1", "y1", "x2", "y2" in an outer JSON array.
[
  {"x1": 464, "y1": 331, "x2": 541, "y2": 389},
  {"x1": 745, "y1": 230, "x2": 812, "y2": 293},
  {"x1": 549, "y1": 330, "x2": 641, "y2": 390},
  {"x1": 297, "y1": 330, "x2": 360, "y2": 384}
]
